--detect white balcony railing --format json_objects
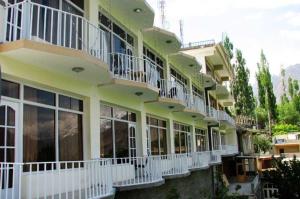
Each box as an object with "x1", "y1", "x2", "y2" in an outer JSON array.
[
  {"x1": 159, "y1": 80, "x2": 187, "y2": 102},
  {"x1": 189, "y1": 151, "x2": 211, "y2": 169},
  {"x1": 207, "y1": 106, "x2": 218, "y2": 120},
  {"x1": 110, "y1": 53, "x2": 159, "y2": 88},
  {"x1": 111, "y1": 156, "x2": 162, "y2": 188},
  {"x1": 218, "y1": 110, "x2": 235, "y2": 126},
  {"x1": 3, "y1": 1, "x2": 108, "y2": 63},
  {"x1": 1, "y1": 160, "x2": 114, "y2": 199},
  {"x1": 193, "y1": 95, "x2": 206, "y2": 115},
  {"x1": 160, "y1": 154, "x2": 189, "y2": 177},
  {"x1": 221, "y1": 145, "x2": 239, "y2": 155},
  {"x1": 210, "y1": 150, "x2": 222, "y2": 164}
]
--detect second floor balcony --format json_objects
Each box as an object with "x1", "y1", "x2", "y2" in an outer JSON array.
[
  {"x1": 182, "y1": 94, "x2": 207, "y2": 119},
  {"x1": 0, "y1": 1, "x2": 111, "y2": 84},
  {"x1": 218, "y1": 110, "x2": 235, "y2": 127},
  {"x1": 205, "y1": 106, "x2": 219, "y2": 123}
]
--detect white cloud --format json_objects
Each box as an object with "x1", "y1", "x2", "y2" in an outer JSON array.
[
  {"x1": 280, "y1": 11, "x2": 300, "y2": 27},
  {"x1": 280, "y1": 30, "x2": 300, "y2": 41}
]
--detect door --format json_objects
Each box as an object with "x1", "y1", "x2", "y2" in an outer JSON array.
[
  {"x1": 128, "y1": 124, "x2": 136, "y2": 158},
  {"x1": 0, "y1": 99, "x2": 20, "y2": 198}
]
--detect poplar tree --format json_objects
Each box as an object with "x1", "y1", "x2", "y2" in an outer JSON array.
[
  {"x1": 256, "y1": 50, "x2": 277, "y2": 135},
  {"x1": 232, "y1": 49, "x2": 255, "y2": 116}
]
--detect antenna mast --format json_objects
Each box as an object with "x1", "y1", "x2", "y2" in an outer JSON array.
[
  {"x1": 179, "y1": 19, "x2": 184, "y2": 44},
  {"x1": 159, "y1": 0, "x2": 166, "y2": 28}
]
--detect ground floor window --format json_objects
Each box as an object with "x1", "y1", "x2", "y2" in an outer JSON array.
[
  {"x1": 146, "y1": 116, "x2": 167, "y2": 155},
  {"x1": 100, "y1": 104, "x2": 136, "y2": 158},
  {"x1": 174, "y1": 122, "x2": 191, "y2": 154},
  {"x1": 23, "y1": 86, "x2": 84, "y2": 163},
  {"x1": 195, "y1": 128, "x2": 207, "y2": 152},
  {"x1": 1, "y1": 79, "x2": 84, "y2": 165}
]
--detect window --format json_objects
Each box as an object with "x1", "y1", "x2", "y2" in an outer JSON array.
[
  {"x1": 1, "y1": 79, "x2": 20, "y2": 99},
  {"x1": 212, "y1": 129, "x2": 220, "y2": 150},
  {"x1": 174, "y1": 122, "x2": 191, "y2": 154},
  {"x1": 98, "y1": 11, "x2": 134, "y2": 53},
  {"x1": 23, "y1": 86, "x2": 83, "y2": 164},
  {"x1": 192, "y1": 85, "x2": 204, "y2": 98},
  {"x1": 100, "y1": 104, "x2": 136, "y2": 158},
  {"x1": 143, "y1": 46, "x2": 164, "y2": 79},
  {"x1": 146, "y1": 116, "x2": 167, "y2": 155},
  {"x1": 170, "y1": 68, "x2": 188, "y2": 86},
  {"x1": 195, "y1": 128, "x2": 207, "y2": 151}
]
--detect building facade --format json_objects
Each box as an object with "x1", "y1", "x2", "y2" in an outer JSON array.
[{"x1": 0, "y1": 0, "x2": 237, "y2": 198}]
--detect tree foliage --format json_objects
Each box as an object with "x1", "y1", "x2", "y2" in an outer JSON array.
[
  {"x1": 232, "y1": 49, "x2": 255, "y2": 116},
  {"x1": 253, "y1": 135, "x2": 272, "y2": 153},
  {"x1": 223, "y1": 35, "x2": 234, "y2": 61},
  {"x1": 272, "y1": 124, "x2": 300, "y2": 135},
  {"x1": 256, "y1": 50, "x2": 277, "y2": 134},
  {"x1": 263, "y1": 157, "x2": 300, "y2": 199}
]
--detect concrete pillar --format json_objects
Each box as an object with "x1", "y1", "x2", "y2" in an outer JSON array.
[
  {"x1": 169, "y1": 117, "x2": 175, "y2": 153},
  {"x1": 139, "y1": 108, "x2": 148, "y2": 156},
  {"x1": 89, "y1": 89, "x2": 101, "y2": 159}
]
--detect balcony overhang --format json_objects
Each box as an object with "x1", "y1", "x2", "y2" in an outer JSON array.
[
  {"x1": 100, "y1": 79, "x2": 160, "y2": 102},
  {"x1": 143, "y1": 27, "x2": 181, "y2": 55},
  {"x1": 201, "y1": 73, "x2": 216, "y2": 88},
  {"x1": 146, "y1": 97, "x2": 186, "y2": 111},
  {"x1": 169, "y1": 52, "x2": 202, "y2": 73},
  {"x1": 99, "y1": 0, "x2": 155, "y2": 30},
  {"x1": 174, "y1": 108, "x2": 206, "y2": 120},
  {"x1": 0, "y1": 40, "x2": 111, "y2": 84}
]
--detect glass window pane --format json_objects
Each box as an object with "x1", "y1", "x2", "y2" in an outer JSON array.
[
  {"x1": 114, "y1": 107, "x2": 127, "y2": 120},
  {"x1": 150, "y1": 127, "x2": 159, "y2": 155},
  {"x1": 69, "y1": 0, "x2": 84, "y2": 10},
  {"x1": 0, "y1": 127, "x2": 4, "y2": 146},
  {"x1": 7, "y1": 107, "x2": 15, "y2": 126},
  {"x1": 6, "y1": 128, "x2": 15, "y2": 146},
  {"x1": 59, "y1": 95, "x2": 71, "y2": 109},
  {"x1": 127, "y1": 34, "x2": 134, "y2": 46},
  {"x1": 174, "y1": 132, "x2": 180, "y2": 154},
  {"x1": 1, "y1": 80, "x2": 20, "y2": 99},
  {"x1": 180, "y1": 132, "x2": 186, "y2": 153},
  {"x1": 114, "y1": 121, "x2": 129, "y2": 158},
  {"x1": 113, "y1": 23, "x2": 126, "y2": 39},
  {"x1": 59, "y1": 111, "x2": 83, "y2": 161},
  {"x1": 0, "y1": 149, "x2": 3, "y2": 162},
  {"x1": 113, "y1": 35, "x2": 126, "y2": 54},
  {"x1": 150, "y1": 118, "x2": 158, "y2": 126},
  {"x1": 100, "y1": 119, "x2": 113, "y2": 158},
  {"x1": 0, "y1": 106, "x2": 4, "y2": 125},
  {"x1": 6, "y1": 148, "x2": 14, "y2": 162},
  {"x1": 24, "y1": 86, "x2": 56, "y2": 106},
  {"x1": 100, "y1": 104, "x2": 112, "y2": 117},
  {"x1": 71, "y1": 98, "x2": 83, "y2": 112},
  {"x1": 159, "y1": 129, "x2": 167, "y2": 155},
  {"x1": 129, "y1": 112, "x2": 136, "y2": 122},
  {"x1": 158, "y1": 120, "x2": 166, "y2": 127},
  {"x1": 23, "y1": 105, "x2": 56, "y2": 163},
  {"x1": 99, "y1": 12, "x2": 111, "y2": 28}
]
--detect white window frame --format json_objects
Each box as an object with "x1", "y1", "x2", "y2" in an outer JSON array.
[{"x1": 195, "y1": 128, "x2": 208, "y2": 152}]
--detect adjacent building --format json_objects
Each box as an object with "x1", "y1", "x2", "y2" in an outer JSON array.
[{"x1": 0, "y1": 0, "x2": 238, "y2": 198}]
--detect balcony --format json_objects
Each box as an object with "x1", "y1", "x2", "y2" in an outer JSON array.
[
  {"x1": 0, "y1": 160, "x2": 114, "y2": 199},
  {"x1": 218, "y1": 110, "x2": 235, "y2": 127},
  {"x1": 1, "y1": 151, "x2": 228, "y2": 198},
  {"x1": 100, "y1": 53, "x2": 160, "y2": 101},
  {"x1": 0, "y1": 1, "x2": 110, "y2": 84},
  {"x1": 181, "y1": 94, "x2": 206, "y2": 119},
  {"x1": 111, "y1": 157, "x2": 164, "y2": 191},
  {"x1": 146, "y1": 80, "x2": 186, "y2": 111},
  {"x1": 221, "y1": 145, "x2": 239, "y2": 156},
  {"x1": 204, "y1": 106, "x2": 219, "y2": 123}
]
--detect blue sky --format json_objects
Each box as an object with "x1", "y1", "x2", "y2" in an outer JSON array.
[{"x1": 146, "y1": 0, "x2": 300, "y2": 83}]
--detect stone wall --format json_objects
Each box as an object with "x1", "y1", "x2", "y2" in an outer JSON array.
[{"x1": 115, "y1": 168, "x2": 213, "y2": 199}]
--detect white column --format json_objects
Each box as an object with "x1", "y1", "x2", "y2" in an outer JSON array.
[
  {"x1": 139, "y1": 109, "x2": 148, "y2": 156},
  {"x1": 191, "y1": 125, "x2": 196, "y2": 152},
  {"x1": 169, "y1": 118, "x2": 175, "y2": 153},
  {"x1": 88, "y1": 90, "x2": 101, "y2": 159}
]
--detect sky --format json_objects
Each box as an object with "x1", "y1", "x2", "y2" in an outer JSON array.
[{"x1": 146, "y1": 0, "x2": 300, "y2": 84}]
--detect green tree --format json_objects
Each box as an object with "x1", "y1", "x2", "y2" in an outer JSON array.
[
  {"x1": 256, "y1": 50, "x2": 277, "y2": 135},
  {"x1": 223, "y1": 35, "x2": 234, "y2": 61},
  {"x1": 232, "y1": 49, "x2": 255, "y2": 116},
  {"x1": 277, "y1": 102, "x2": 300, "y2": 125},
  {"x1": 280, "y1": 67, "x2": 288, "y2": 103},
  {"x1": 263, "y1": 157, "x2": 300, "y2": 199},
  {"x1": 288, "y1": 77, "x2": 294, "y2": 99},
  {"x1": 253, "y1": 135, "x2": 272, "y2": 153}
]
